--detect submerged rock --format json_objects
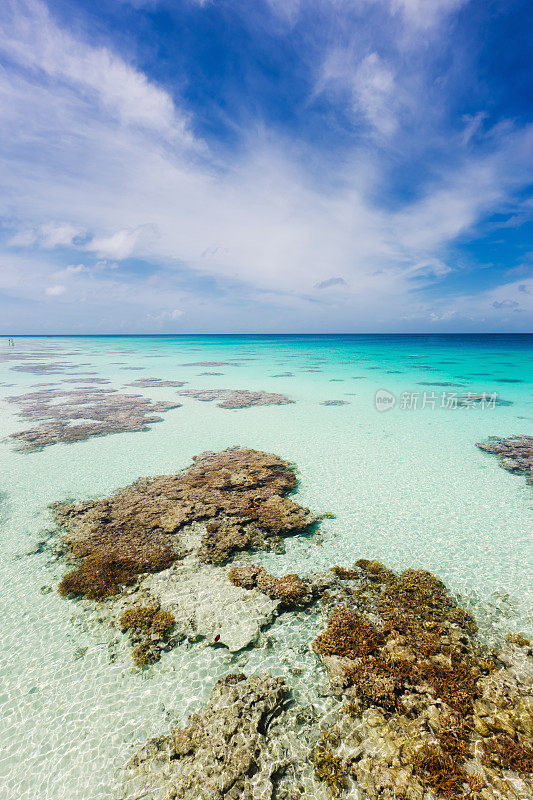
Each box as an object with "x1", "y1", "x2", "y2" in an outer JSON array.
[
  {"x1": 127, "y1": 673, "x2": 290, "y2": 800},
  {"x1": 476, "y1": 435, "x2": 533, "y2": 484},
  {"x1": 48, "y1": 448, "x2": 532, "y2": 800},
  {"x1": 10, "y1": 361, "x2": 73, "y2": 374},
  {"x1": 138, "y1": 559, "x2": 281, "y2": 651},
  {"x1": 180, "y1": 361, "x2": 240, "y2": 367},
  {"x1": 457, "y1": 392, "x2": 512, "y2": 407}
]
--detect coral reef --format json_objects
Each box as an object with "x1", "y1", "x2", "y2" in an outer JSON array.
[
  {"x1": 457, "y1": 393, "x2": 512, "y2": 407},
  {"x1": 48, "y1": 443, "x2": 533, "y2": 800},
  {"x1": 476, "y1": 435, "x2": 533, "y2": 484},
  {"x1": 131, "y1": 641, "x2": 160, "y2": 668},
  {"x1": 54, "y1": 447, "x2": 315, "y2": 597},
  {"x1": 118, "y1": 605, "x2": 175, "y2": 666},
  {"x1": 58, "y1": 549, "x2": 177, "y2": 600},
  {"x1": 331, "y1": 566, "x2": 360, "y2": 580},
  {"x1": 313, "y1": 727, "x2": 348, "y2": 797},
  {"x1": 311, "y1": 560, "x2": 533, "y2": 800},
  {"x1": 119, "y1": 606, "x2": 175, "y2": 636},
  {"x1": 10, "y1": 361, "x2": 73, "y2": 374},
  {"x1": 126, "y1": 378, "x2": 187, "y2": 387},
  {"x1": 177, "y1": 388, "x2": 294, "y2": 409},
  {"x1": 127, "y1": 673, "x2": 290, "y2": 800},
  {"x1": 313, "y1": 609, "x2": 383, "y2": 659},
  {"x1": 6, "y1": 387, "x2": 181, "y2": 451},
  {"x1": 62, "y1": 377, "x2": 110, "y2": 384},
  {"x1": 507, "y1": 632, "x2": 531, "y2": 648},
  {"x1": 180, "y1": 361, "x2": 239, "y2": 366},
  {"x1": 228, "y1": 564, "x2": 313, "y2": 606}
]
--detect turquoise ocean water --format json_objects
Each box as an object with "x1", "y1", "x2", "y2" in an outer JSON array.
[{"x1": 0, "y1": 334, "x2": 532, "y2": 799}]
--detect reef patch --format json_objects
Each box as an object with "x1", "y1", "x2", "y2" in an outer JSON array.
[
  {"x1": 476, "y1": 435, "x2": 533, "y2": 484},
  {"x1": 310, "y1": 560, "x2": 533, "y2": 800},
  {"x1": 10, "y1": 361, "x2": 75, "y2": 374},
  {"x1": 53, "y1": 447, "x2": 316, "y2": 598},
  {"x1": 6, "y1": 387, "x2": 181, "y2": 451},
  {"x1": 177, "y1": 388, "x2": 294, "y2": 408},
  {"x1": 180, "y1": 361, "x2": 240, "y2": 367},
  {"x1": 228, "y1": 564, "x2": 314, "y2": 607},
  {"x1": 126, "y1": 378, "x2": 187, "y2": 387}
]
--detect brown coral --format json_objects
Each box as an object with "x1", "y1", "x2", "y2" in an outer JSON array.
[
  {"x1": 57, "y1": 549, "x2": 176, "y2": 600},
  {"x1": 228, "y1": 564, "x2": 311, "y2": 606},
  {"x1": 313, "y1": 728, "x2": 347, "y2": 797},
  {"x1": 313, "y1": 560, "x2": 533, "y2": 800},
  {"x1": 55, "y1": 448, "x2": 315, "y2": 598},
  {"x1": 119, "y1": 605, "x2": 175, "y2": 667},
  {"x1": 56, "y1": 445, "x2": 313, "y2": 563},
  {"x1": 119, "y1": 606, "x2": 174, "y2": 636},
  {"x1": 481, "y1": 733, "x2": 533, "y2": 772},
  {"x1": 7, "y1": 387, "x2": 181, "y2": 451},
  {"x1": 132, "y1": 641, "x2": 160, "y2": 668},
  {"x1": 313, "y1": 608, "x2": 383, "y2": 659},
  {"x1": 177, "y1": 388, "x2": 294, "y2": 409}
]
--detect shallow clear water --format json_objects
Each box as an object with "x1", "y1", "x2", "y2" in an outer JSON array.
[{"x1": 0, "y1": 334, "x2": 532, "y2": 799}]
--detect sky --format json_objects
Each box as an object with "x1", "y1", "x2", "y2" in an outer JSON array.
[{"x1": 0, "y1": 0, "x2": 532, "y2": 333}]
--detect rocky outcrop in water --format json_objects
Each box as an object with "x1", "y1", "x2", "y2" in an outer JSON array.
[
  {"x1": 49, "y1": 447, "x2": 532, "y2": 800},
  {"x1": 121, "y1": 558, "x2": 533, "y2": 800},
  {"x1": 62, "y1": 377, "x2": 111, "y2": 384},
  {"x1": 476, "y1": 435, "x2": 533, "y2": 484},
  {"x1": 177, "y1": 388, "x2": 294, "y2": 408},
  {"x1": 457, "y1": 393, "x2": 512, "y2": 407},
  {"x1": 126, "y1": 557, "x2": 282, "y2": 652},
  {"x1": 6, "y1": 388, "x2": 180, "y2": 451},
  {"x1": 180, "y1": 361, "x2": 240, "y2": 367},
  {"x1": 126, "y1": 673, "x2": 291, "y2": 800}
]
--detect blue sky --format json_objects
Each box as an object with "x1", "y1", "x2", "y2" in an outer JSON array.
[{"x1": 0, "y1": 0, "x2": 531, "y2": 333}]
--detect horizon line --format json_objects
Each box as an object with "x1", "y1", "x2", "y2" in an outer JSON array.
[{"x1": 3, "y1": 332, "x2": 533, "y2": 338}]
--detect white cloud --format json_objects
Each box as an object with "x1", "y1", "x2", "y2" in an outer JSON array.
[
  {"x1": 85, "y1": 225, "x2": 157, "y2": 260},
  {"x1": 387, "y1": 0, "x2": 469, "y2": 29},
  {"x1": 45, "y1": 284, "x2": 66, "y2": 296},
  {"x1": 461, "y1": 111, "x2": 488, "y2": 146},
  {"x1": 147, "y1": 308, "x2": 184, "y2": 322},
  {"x1": 0, "y1": 0, "x2": 531, "y2": 333},
  {"x1": 63, "y1": 264, "x2": 89, "y2": 275},
  {"x1": 266, "y1": 0, "x2": 470, "y2": 31},
  {"x1": 416, "y1": 277, "x2": 533, "y2": 325},
  {"x1": 352, "y1": 54, "x2": 398, "y2": 136},
  {"x1": 8, "y1": 221, "x2": 84, "y2": 248},
  {"x1": 0, "y1": 0, "x2": 192, "y2": 140}
]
